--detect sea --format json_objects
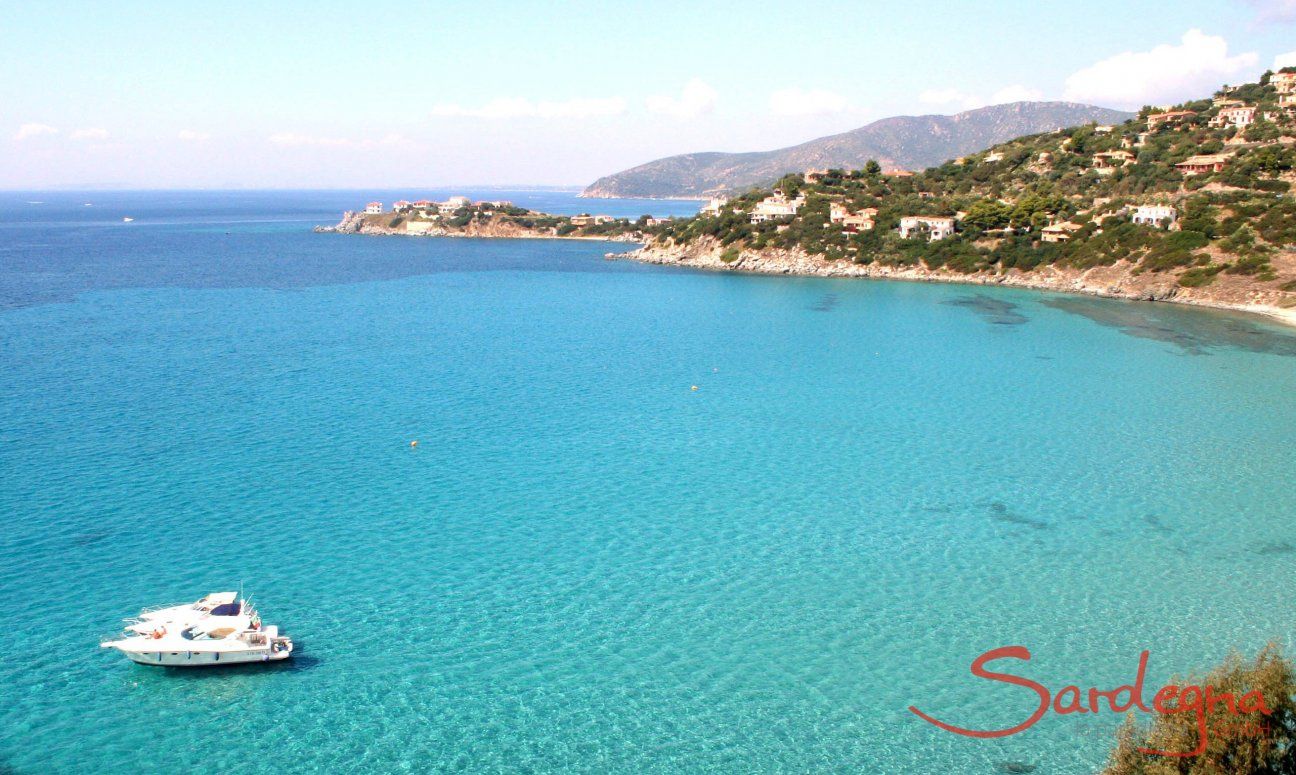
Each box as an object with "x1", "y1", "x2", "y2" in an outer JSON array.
[{"x1": 2, "y1": 189, "x2": 1295, "y2": 773}]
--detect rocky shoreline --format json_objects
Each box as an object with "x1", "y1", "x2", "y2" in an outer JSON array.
[
  {"x1": 611, "y1": 237, "x2": 1296, "y2": 328},
  {"x1": 315, "y1": 210, "x2": 641, "y2": 242}
]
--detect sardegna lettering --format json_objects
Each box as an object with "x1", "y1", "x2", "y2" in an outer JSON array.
[{"x1": 908, "y1": 646, "x2": 1271, "y2": 757}]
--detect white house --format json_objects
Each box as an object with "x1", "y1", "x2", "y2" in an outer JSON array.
[
  {"x1": 898, "y1": 216, "x2": 955, "y2": 241},
  {"x1": 1132, "y1": 205, "x2": 1177, "y2": 228},
  {"x1": 391, "y1": 200, "x2": 412, "y2": 212},
  {"x1": 438, "y1": 195, "x2": 473, "y2": 214},
  {"x1": 699, "y1": 197, "x2": 729, "y2": 217},
  {"x1": 1209, "y1": 105, "x2": 1256, "y2": 129},
  {"x1": 364, "y1": 202, "x2": 383, "y2": 214},
  {"x1": 1272, "y1": 71, "x2": 1296, "y2": 94},
  {"x1": 750, "y1": 193, "x2": 805, "y2": 224}
]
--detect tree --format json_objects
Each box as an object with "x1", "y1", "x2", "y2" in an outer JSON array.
[
  {"x1": 864, "y1": 159, "x2": 882, "y2": 175},
  {"x1": 963, "y1": 199, "x2": 1012, "y2": 230},
  {"x1": 1104, "y1": 643, "x2": 1296, "y2": 774}
]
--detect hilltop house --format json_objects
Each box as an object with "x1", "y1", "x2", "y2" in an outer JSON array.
[
  {"x1": 883, "y1": 169, "x2": 914, "y2": 178},
  {"x1": 898, "y1": 216, "x2": 955, "y2": 241},
  {"x1": 1147, "y1": 110, "x2": 1196, "y2": 130},
  {"x1": 644, "y1": 217, "x2": 672, "y2": 227},
  {"x1": 1093, "y1": 150, "x2": 1135, "y2": 174},
  {"x1": 1040, "y1": 221, "x2": 1082, "y2": 243},
  {"x1": 1272, "y1": 71, "x2": 1296, "y2": 94},
  {"x1": 750, "y1": 193, "x2": 805, "y2": 224},
  {"x1": 1131, "y1": 204, "x2": 1177, "y2": 228},
  {"x1": 984, "y1": 152, "x2": 1005, "y2": 163},
  {"x1": 699, "y1": 197, "x2": 729, "y2": 217},
  {"x1": 1175, "y1": 154, "x2": 1230, "y2": 175},
  {"x1": 1209, "y1": 105, "x2": 1256, "y2": 128},
  {"x1": 391, "y1": 200, "x2": 412, "y2": 212},
  {"x1": 365, "y1": 202, "x2": 383, "y2": 214}
]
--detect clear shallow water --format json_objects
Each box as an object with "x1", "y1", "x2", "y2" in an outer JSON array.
[{"x1": 2, "y1": 192, "x2": 1295, "y2": 773}]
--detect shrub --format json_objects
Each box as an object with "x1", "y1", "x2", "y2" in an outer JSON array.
[
  {"x1": 1104, "y1": 643, "x2": 1296, "y2": 774},
  {"x1": 1179, "y1": 265, "x2": 1225, "y2": 287}
]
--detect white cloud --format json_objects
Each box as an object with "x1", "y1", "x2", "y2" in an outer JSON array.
[
  {"x1": 70, "y1": 127, "x2": 109, "y2": 141},
  {"x1": 14, "y1": 123, "x2": 58, "y2": 141},
  {"x1": 1276, "y1": 51, "x2": 1296, "y2": 69},
  {"x1": 645, "y1": 79, "x2": 718, "y2": 118},
  {"x1": 268, "y1": 132, "x2": 412, "y2": 149},
  {"x1": 177, "y1": 129, "x2": 211, "y2": 141},
  {"x1": 768, "y1": 88, "x2": 848, "y2": 116},
  {"x1": 989, "y1": 84, "x2": 1045, "y2": 104},
  {"x1": 430, "y1": 96, "x2": 627, "y2": 119},
  {"x1": 1242, "y1": 0, "x2": 1296, "y2": 23},
  {"x1": 918, "y1": 89, "x2": 981, "y2": 109},
  {"x1": 1063, "y1": 30, "x2": 1259, "y2": 108}
]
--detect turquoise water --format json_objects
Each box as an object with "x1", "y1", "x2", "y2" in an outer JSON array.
[{"x1": 2, "y1": 192, "x2": 1296, "y2": 773}]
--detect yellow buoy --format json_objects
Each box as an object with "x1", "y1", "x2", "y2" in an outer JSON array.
[
  {"x1": 691, "y1": 385, "x2": 699, "y2": 391},
  {"x1": 410, "y1": 440, "x2": 419, "y2": 448}
]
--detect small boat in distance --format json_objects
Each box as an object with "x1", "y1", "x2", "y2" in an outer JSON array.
[
  {"x1": 122, "y1": 217, "x2": 134, "y2": 222},
  {"x1": 102, "y1": 592, "x2": 293, "y2": 667}
]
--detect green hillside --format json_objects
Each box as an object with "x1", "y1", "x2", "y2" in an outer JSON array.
[{"x1": 651, "y1": 71, "x2": 1296, "y2": 293}]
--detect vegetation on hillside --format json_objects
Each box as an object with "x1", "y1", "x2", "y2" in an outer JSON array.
[{"x1": 654, "y1": 71, "x2": 1296, "y2": 290}]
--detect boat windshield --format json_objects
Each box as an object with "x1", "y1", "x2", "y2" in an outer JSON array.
[{"x1": 209, "y1": 602, "x2": 241, "y2": 617}]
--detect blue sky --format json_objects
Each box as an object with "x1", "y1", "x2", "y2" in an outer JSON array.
[{"x1": 3, "y1": 0, "x2": 1295, "y2": 189}]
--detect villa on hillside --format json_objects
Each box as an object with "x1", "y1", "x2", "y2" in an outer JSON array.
[
  {"x1": 898, "y1": 216, "x2": 955, "y2": 241},
  {"x1": 883, "y1": 169, "x2": 914, "y2": 178},
  {"x1": 1209, "y1": 105, "x2": 1256, "y2": 128},
  {"x1": 750, "y1": 193, "x2": 805, "y2": 224},
  {"x1": 644, "y1": 217, "x2": 672, "y2": 227},
  {"x1": 391, "y1": 199, "x2": 411, "y2": 212},
  {"x1": 699, "y1": 197, "x2": 729, "y2": 217},
  {"x1": 1092, "y1": 150, "x2": 1135, "y2": 174},
  {"x1": 1273, "y1": 71, "x2": 1296, "y2": 94},
  {"x1": 830, "y1": 203, "x2": 878, "y2": 233},
  {"x1": 365, "y1": 202, "x2": 383, "y2": 214},
  {"x1": 1131, "y1": 204, "x2": 1178, "y2": 228},
  {"x1": 1040, "y1": 221, "x2": 1082, "y2": 243},
  {"x1": 1175, "y1": 154, "x2": 1230, "y2": 175},
  {"x1": 1147, "y1": 110, "x2": 1197, "y2": 130}
]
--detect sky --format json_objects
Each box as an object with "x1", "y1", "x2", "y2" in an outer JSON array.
[{"x1": 3, "y1": 0, "x2": 1296, "y2": 190}]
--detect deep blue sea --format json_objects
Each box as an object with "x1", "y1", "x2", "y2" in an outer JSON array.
[{"x1": 2, "y1": 190, "x2": 1295, "y2": 773}]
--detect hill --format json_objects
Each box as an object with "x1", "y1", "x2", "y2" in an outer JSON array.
[
  {"x1": 625, "y1": 71, "x2": 1296, "y2": 322},
  {"x1": 581, "y1": 102, "x2": 1133, "y2": 199}
]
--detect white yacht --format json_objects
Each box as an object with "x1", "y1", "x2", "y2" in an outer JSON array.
[{"x1": 102, "y1": 593, "x2": 293, "y2": 667}]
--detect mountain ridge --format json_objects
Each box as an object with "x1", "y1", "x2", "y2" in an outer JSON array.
[{"x1": 582, "y1": 101, "x2": 1133, "y2": 199}]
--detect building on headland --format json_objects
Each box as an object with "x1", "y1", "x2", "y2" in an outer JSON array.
[
  {"x1": 1209, "y1": 105, "x2": 1256, "y2": 128},
  {"x1": 477, "y1": 200, "x2": 513, "y2": 209},
  {"x1": 365, "y1": 202, "x2": 383, "y2": 214},
  {"x1": 1272, "y1": 71, "x2": 1296, "y2": 94},
  {"x1": 438, "y1": 196, "x2": 472, "y2": 214},
  {"x1": 1040, "y1": 221, "x2": 1082, "y2": 243},
  {"x1": 644, "y1": 217, "x2": 672, "y2": 227},
  {"x1": 1146, "y1": 110, "x2": 1196, "y2": 130},
  {"x1": 570, "y1": 214, "x2": 616, "y2": 227},
  {"x1": 898, "y1": 216, "x2": 955, "y2": 241},
  {"x1": 1280, "y1": 94, "x2": 1296, "y2": 109},
  {"x1": 1092, "y1": 150, "x2": 1135, "y2": 174},
  {"x1": 749, "y1": 193, "x2": 805, "y2": 224},
  {"x1": 883, "y1": 169, "x2": 914, "y2": 178},
  {"x1": 1175, "y1": 154, "x2": 1230, "y2": 175},
  {"x1": 984, "y1": 152, "x2": 1005, "y2": 163},
  {"x1": 699, "y1": 197, "x2": 729, "y2": 217},
  {"x1": 1131, "y1": 205, "x2": 1178, "y2": 228},
  {"x1": 1094, "y1": 125, "x2": 1114, "y2": 134},
  {"x1": 391, "y1": 200, "x2": 412, "y2": 212}
]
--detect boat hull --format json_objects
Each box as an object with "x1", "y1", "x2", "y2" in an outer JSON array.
[{"x1": 119, "y1": 646, "x2": 293, "y2": 667}]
